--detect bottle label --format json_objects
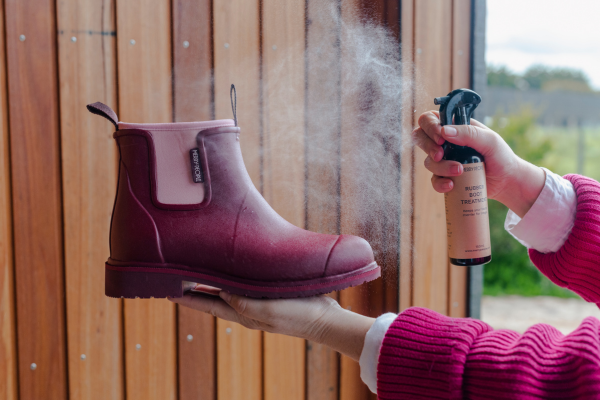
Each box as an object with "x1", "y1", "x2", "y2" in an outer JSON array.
[{"x1": 444, "y1": 161, "x2": 491, "y2": 259}]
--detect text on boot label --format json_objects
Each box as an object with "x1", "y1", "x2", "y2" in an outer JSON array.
[{"x1": 189, "y1": 148, "x2": 204, "y2": 183}]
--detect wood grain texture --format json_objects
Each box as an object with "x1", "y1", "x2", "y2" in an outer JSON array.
[
  {"x1": 216, "y1": 321, "x2": 262, "y2": 400},
  {"x1": 173, "y1": 0, "x2": 213, "y2": 123},
  {"x1": 261, "y1": 0, "x2": 307, "y2": 399},
  {"x1": 448, "y1": 0, "x2": 471, "y2": 318},
  {"x1": 339, "y1": 1, "x2": 388, "y2": 398},
  {"x1": 339, "y1": 0, "x2": 404, "y2": 396},
  {"x1": 382, "y1": 0, "x2": 401, "y2": 316},
  {"x1": 305, "y1": 0, "x2": 342, "y2": 398},
  {"x1": 213, "y1": 1, "x2": 263, "y2": 399},
  {"x1": 399, "y1": 0, "x2": 415, "y2": 312},
  {"x1": 178, "y1": 309, "x2": 216, "y2": 400},
  {"x1": 0, "y1": 0, "x2": 17, "y2": 397},
  {"x1": 57, "y1": 1, "x2": 123, "y2": 399},
  {"x1": 116, "y1": 0, "x2": 177, "y2": 399},
  {"x1": 4, "y1": 0, "x2": 68, "y2": 398},
  {"x1": 172, "y1": 1, "x2": 217, "y2": 399},
  {"x1": 213, "y1": 0, "x2": 261, "y2": 186},
  {"x1": 411, "y1": 0, "x2": 452, "y2": 314}
]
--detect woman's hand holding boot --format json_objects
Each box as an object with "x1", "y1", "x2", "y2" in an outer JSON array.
[{"x1": 170, "y1": 291, "x2": 375, "y2": 361}]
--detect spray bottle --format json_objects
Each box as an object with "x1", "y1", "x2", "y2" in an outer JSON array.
[{"x1": 434, "y1": 88, "x2": 491, "y2": 266}]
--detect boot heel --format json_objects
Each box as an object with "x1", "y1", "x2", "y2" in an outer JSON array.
[{"x1": 105, "y1": 264, "x2": 184, "y2": 299}]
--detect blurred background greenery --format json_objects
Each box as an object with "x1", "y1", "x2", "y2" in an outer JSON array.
[{"x1": 483, "y1": 64, "x2": 600, "y2": 298}]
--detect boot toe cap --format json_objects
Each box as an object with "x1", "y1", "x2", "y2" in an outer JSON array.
[{"x1": 325, "y1": 235, "x2": 375, "y2": 277}]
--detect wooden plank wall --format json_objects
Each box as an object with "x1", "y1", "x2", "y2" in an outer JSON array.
[
  {"x1": 57, "y1": 1, "x2": 123, "y2": 400},
  {"x1": 0, "y1": 0, "x2": 474, "y2": 399},
  {"x1": 0, "y1": 0, "x2": 16, "y2": 398}
]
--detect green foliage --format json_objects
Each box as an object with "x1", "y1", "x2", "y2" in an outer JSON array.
[
  {"x1": 523, "y1": 65, "x2": 591, "y2": 91},
  {"x1": 487, "y1": 64, "x2": 593, "y2": 92},
  {"x1": 483, "y1": 109, "x2": 578, "y2": 298},
  {"x1": 487, "y1": 65, "x2": 518, "y2": 89}
]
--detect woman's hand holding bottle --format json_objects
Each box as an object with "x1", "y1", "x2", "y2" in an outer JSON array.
[{"x1": 412, "y1": 111, "x2": 546, "y2": 218}]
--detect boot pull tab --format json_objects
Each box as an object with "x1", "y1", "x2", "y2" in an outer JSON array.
[
  {"x1": 230, "y1": 84, "x2": 237, "y2": 126},
  {"x1": 86, "y1": 102, "x2": 119, "y2": 130}
]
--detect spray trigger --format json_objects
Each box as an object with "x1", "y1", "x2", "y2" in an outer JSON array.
[{"x1": 435, "y1": 88, "x2": 481, "y2": 127}]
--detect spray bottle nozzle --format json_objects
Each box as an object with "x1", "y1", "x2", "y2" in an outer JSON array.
[
  {"x1": 433, "y1": 96, "x2": 449, "y2": 105},
  {"x1": 434, "y1": 88, "x2": 481, "y2": 126}
]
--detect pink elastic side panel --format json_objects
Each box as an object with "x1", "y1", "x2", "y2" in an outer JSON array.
[{"x1": 118, "y1": 120, "x2": 235, "y2": 206}]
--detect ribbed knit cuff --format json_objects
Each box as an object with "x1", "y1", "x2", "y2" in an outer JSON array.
[
  {"x1": 530, "y1": 174, "x2": 600, "y2": 305},
  {"x1": 376, "y1": 307, "x2": 492, "y2": 399}
]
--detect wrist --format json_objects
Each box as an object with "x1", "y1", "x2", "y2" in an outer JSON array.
[
  {"x1": 315, "y1": 306, "x2": 375, "y2": 361},
  {"x1": 496, "y1": 159, "x2": 545, "y2": 218}
]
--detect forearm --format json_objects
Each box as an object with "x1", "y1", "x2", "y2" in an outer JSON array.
[{"x1": 315, "y1": 307, "x2": 375, "y2": 361}]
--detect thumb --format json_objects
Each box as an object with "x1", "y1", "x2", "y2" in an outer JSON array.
[{"x1": 441, "y1": 124, "x2": 499, "y2": 155}]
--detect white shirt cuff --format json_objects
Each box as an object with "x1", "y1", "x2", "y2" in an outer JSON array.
[
  {"x1": 359, "y1": 312, "x2": 397, "y2": 394},
  {"x1": 505, "y1": 168, "x2": 577, "y2": 254}
]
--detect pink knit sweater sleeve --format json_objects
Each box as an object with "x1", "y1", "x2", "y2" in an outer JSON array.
[
  {"x1": 377, "y1": 175, "x2": 600, "y2": 398},
  {"x1": 529, "y1": 174, "x2": 600, "y2": 305},
  {"x1": 377, "y1": 308, "x2": 600, "y2": 399}
]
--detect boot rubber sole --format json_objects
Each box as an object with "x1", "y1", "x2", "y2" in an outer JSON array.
[{"x1": 105, "y1": 260, "x2": 380, "y2": 299}]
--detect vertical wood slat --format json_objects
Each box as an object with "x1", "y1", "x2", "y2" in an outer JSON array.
[
  {"x1": 411, "y1": 0, "x2": 452, "y2": 314},
  {"x1": 448, "y1": 0, "x2": 471, "y2": 318},
  {"x1": 115, "y1": 0, "x2": 177, "y2": 399},
  {"x1": 305, "y1": 0, "x2": 342, "y2": 398},
  {"x1": 339, "y1": 1, "x2": 405, "y2": 398},
  {"x1": 213, "y1": 1, "x2": 263, "y2": 399},
  {"x1": 399, "y1": 0, "x2": 415, "y2": 312},
  {"x1": 57, "y1": 1, "x2": 123, "y2": 399},
  {"x1": 0, "y1": 0, "x2": 17, "y2": 396},
  {"x1": 338, "y1": 1, "x2": 371, "y2": 398},
  {"x1": 4, "y1": 0, "x2": 68, "y2": 398},
  {"x1": 261, "y1": 0, "x2": 307, "y2": 399},
  {"x1": 338, "y1": 0, "x2": 377, "y2": 398},
  {"x1": 172, "y1": 1, "x2": 217, "y2": 399},
  {"x1": 381, "y1": 0, "x2": 402, "y2": 316}
]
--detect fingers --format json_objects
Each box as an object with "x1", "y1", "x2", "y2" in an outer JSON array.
[
  {"x1": 441, "y1": 124, "x2": 499, "y2": 154},
  {"x1": 423, "y1": 156, "x2": 461, "y2": 193},
  {"x1": 170, "y1": 293, "x2": 242, "y2": 323},
  {"x1": 431, "y1": 175, "x2": 454, "y2": 193},
  {"x1": 424, "y1": 156, "x2": 463, "y2": 177},
  {"x1": 413, "y1": 128, "x2": 444, "y2": 162},
  {"x1": 417, "y1": 111, "x2": 445, "y2": 145},
  {"x1": 470, "y1": 118, "x2": 487, "y2": 129}
]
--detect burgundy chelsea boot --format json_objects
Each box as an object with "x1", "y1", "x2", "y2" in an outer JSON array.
[{"x1": 87, "y1": 97, "x2": 380, "y2": 299}]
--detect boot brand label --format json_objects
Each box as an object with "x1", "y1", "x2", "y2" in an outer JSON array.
[{"x1": 189, "y1": 148, "x2": 204, "y2": 183}]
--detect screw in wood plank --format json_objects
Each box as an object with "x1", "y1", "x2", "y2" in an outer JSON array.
[
  {"x1": 183, "y1": 41, "x2": 190, "y2": 49},
  {"x1": 187, "y1": 334, "x2": 193, "y2": 342},
  {"x1": 30, "y1": 363, "x2": 36, "y2": 370},
  {"x1": 130, "y1": 39, "x2": 136, "y2": 46},
  {"x1": 458, "y1": 50, "x2": 463, "y2": 56},
  {"x1": 71, "y1": 36, "x2": 77, "y2": 43},
  {"x1": 416, "y1": 48, "x2": 422, "y2": 54},
  {"x1": 80, "y1": 354, "x2": 86, "y2": 360},
  {"x1": 225, "y1": 327, "x2": 232, "y2": 335},
  {"x1": 272, "y1": 45, "x2": 277, "y2": 50},
  {"x1": 19, "y1": 35, "x2": 25, "y2": 42},
  {"x1": 224, "y1": 43, "x2": 229, "y2": 49},
  {"x1": 136, "y1": 344, "x2": 141, "y2": 350}
]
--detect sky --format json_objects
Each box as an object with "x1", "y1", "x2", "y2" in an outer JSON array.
[{"x1": 486, "y1": 0, "x2": 600, "y2": 89}]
